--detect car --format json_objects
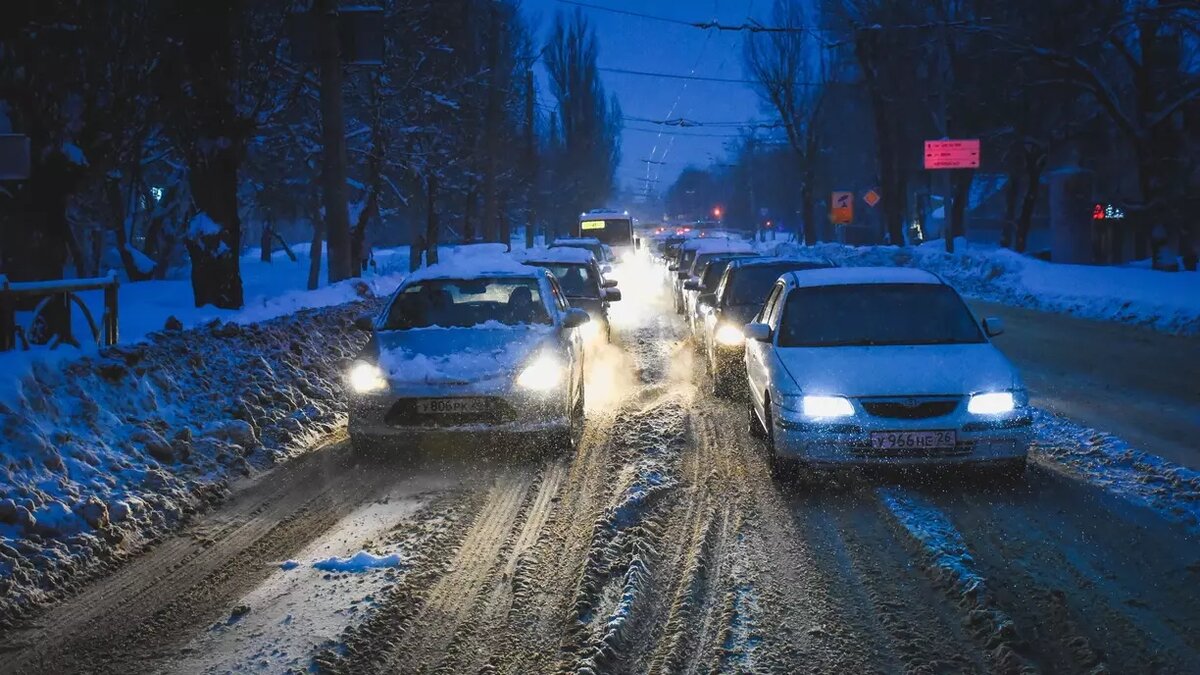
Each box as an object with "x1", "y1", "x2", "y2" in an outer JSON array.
[
  {"x1": 682, "y1": 252, "x2": 760, "y2": 332},
  {"x1": 672, "y1": 239, "x2": 756, "y2": 314},
  {"x1": 550, "y1": 237, "x2": 612, "y2": 268},
  {"x1": 699, "y1": 257, "x2": 833, "y2": 396},
  {"x1": 744, "y1": 267, "x2": 1031, "y2": 477},
  {"x1": 346, "y1": 255, "x2": 591, "y2": 454},
  {"x1": 512, "y1": 246, "x2": 621, "y2": 344}
]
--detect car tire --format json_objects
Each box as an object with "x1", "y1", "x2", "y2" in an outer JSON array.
[
  {"x1": 748, "y1": 400, "x2": 766, "y2": 440},
  {"x1": 762, "y1": 405, "x2": 790, "y2": 479}
]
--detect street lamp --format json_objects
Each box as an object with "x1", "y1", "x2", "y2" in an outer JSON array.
[{"x1": 712, "y1": 206, "x2": 723, "y2": 219}]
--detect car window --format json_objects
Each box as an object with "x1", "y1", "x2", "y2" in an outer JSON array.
[
  {"x1": 777, "y1": 283, "x2": 986, "y2": 347},
  {"x1": 758, "y1": 282, "x2": 784, "y2": 325},
  {"x1": 726, "y1": 263, "x2": 831, "y2": 306},
  {"x1": 381, "y1": 278, "x2": 551, "y2": 329},
  {"x1": 532, "y1": 263, "x2": 600, "y2": 299}
]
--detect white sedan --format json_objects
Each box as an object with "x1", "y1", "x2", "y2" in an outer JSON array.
[
  {"x1": 744, "y1": 267, "x2": 1031, "y2": 476},
  {"x1": 346, "y1": 256, "x2": 590, "y2": 453}
]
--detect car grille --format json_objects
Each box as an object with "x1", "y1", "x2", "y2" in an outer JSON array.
[
  {"x1": 384, "y1": 398, "x2": 516, "y2": 427},
  {"x1": 849, "y1": 440, "x2": 975, "y2": 459},
  {"x1": 860, "y1": 397, "x2": 961, "y2": 420}
]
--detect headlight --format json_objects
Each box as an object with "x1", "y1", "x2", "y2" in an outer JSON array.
[
  {"x1": 967, "y1": 391, "x2": 1015, "y2": 415},
  {"x1": 348, "y1": 361, "x2": 387, "y2": 394},
  {"x1": 715, "y1": 323, "x2": 744, "y2": 346},
  {"x1": 800, "y1": 395, "x2": 855, "y2": 419},
  {"x1": 517, "y1": 354, "x2": 565, "y2": 390}
]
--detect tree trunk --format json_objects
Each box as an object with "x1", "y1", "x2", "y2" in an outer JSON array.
[
  {"x1": 800, "y1": 178, "x2": 817, "y2": 246},
  {"x1": 317, "y1": 0, "x2": 352, "y2": 282},
  {"x1": 260, "y1": 220, "x2": 273, "y2": 262},
  {"x1": 308, "y1": 205, "x2": 324, "y2": 291},
  {"x1": 481, "y1": 2, "x2": 503, "y2": 244},
  {"x1": 1015, "y1": 151, "x2": 1046, "y2": 253},
  {"x1": 524, "y1": 67, "x2": 537, "y2": 250},
  {"x1": 426, "y1": 174, "x2": 440, "y2": 265},
  {"x1": 187, "y1": 150, "x2": 243, "y2": 309},
  {"x1": 1001, "y1": 163, "x2": 1020, "y2": 249},
  {"x1": 946, "y1": 170, "x2": 973, "y2": 253}
]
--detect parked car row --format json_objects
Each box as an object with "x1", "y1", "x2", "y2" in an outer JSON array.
[{"x1": 649, "y1": 234, "x2": 1032, "y2": 478}]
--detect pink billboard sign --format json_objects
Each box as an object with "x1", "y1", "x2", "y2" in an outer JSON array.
[{"x1": 924, "y1": 139, "x2": 980, "y2": 169}]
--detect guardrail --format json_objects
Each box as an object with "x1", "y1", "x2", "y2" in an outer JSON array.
[{"x1": 0, "y1": 272, "x2": 119, "y2": 351}]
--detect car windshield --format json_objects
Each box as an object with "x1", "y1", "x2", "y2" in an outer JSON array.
[
  {"x1": 381, "y1": 278, "x2": 551, "y2": 329},
  {"x1": 778, "y1": 283, "x2": 985, "y2": 347},
  {"x1": 725, "y1": 262, "x2": 831, "y2": 305},
  {"x1": 530, "y1": 263, "x2": 599, "y2": 298}
]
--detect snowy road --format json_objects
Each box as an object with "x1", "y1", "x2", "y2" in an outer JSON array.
[
  {"x1": 972, "y1": 300, "x2": 1200, "y2": 469},
  {"x1": 2, "y1": 281, "x2": 1199, "y2": 674}
]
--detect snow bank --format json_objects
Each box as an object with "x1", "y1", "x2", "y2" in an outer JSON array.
[
  {"x1": 1032, "y1": 411, "x2": 1200, "y2": 535},
  {"x1": 766, "y1": 241, "x2": 1200, "y2": 335},
  {"x1": 0, "y1": 301, "x2": 376, "y2": 627}
]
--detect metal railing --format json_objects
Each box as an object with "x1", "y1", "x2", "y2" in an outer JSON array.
[{"x1": 0, "y1": 272, "x2": 119, "y2": 351}]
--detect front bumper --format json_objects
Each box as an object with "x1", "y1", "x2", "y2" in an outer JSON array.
[
  {"x1": 348, "y1": 383, "x2": 570, "y2": 449},
  {"x1": 771, "y1": 406, "x2": 1033, "y2": 468}
]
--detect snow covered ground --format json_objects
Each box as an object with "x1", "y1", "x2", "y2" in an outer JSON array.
[{"x1": 766, "y1": 240, "x2": 1200, "y2": 336}]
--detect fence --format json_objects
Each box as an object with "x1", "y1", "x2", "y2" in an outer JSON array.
[{"x1": 0, "y1": 272, "x2": 119, "y2": 351}]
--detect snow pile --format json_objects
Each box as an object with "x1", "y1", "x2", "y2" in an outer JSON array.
[
  {"x1": 312, "y1": 550, "x2": 403, "y2": 573},
  {"x1": 767, "y1": 241, "x2": 1200, "y2": 335},
  {"x1": 0, "y1": 301, "x2": 376, "y2": 627},
  {"x1": 1032, "y1": 411, "x2": 1200, "y2": 534}
]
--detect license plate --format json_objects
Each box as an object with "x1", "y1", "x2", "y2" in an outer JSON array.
[
  {"x1": 869, "y1": 430, "x2": 957, "y2": 450},
  {"x1": 416, "y1": 398, "x2": 489, "y2": 415}
]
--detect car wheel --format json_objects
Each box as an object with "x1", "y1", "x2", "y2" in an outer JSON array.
[{"x1": 762, "y1": 405, "x2": 790, "y2": 479}]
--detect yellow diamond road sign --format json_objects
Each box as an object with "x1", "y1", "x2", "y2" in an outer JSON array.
[{"x1": 863, "y1": 189, "x2": 881, "y2": 208}]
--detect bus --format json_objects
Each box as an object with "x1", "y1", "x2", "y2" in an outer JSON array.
[{"x1": 576, "y1": 209, "x2": 634, "y2": 249}]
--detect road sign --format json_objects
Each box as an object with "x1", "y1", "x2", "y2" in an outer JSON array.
[
  {"x1": 0, "y1": 134, "x2": 31, "y2": 180},
  {"x1": 863, "y1": 189, "x2": 881, "y2": 208},
  {"x1": 924, "y1": 139, "x2": 980, "y2": 169},
  {"x1": 831, "y1": 191, "x2": 853, "y2": 224}
]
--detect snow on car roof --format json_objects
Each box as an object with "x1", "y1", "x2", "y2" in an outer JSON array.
[
  {"x1": 511, "y1": 246, "x2": 595, "y2": 264},
  {"x1": 787, "y1": 266, "x2": 944, "y2": 288},
  {"x1": 403, "y1": 244, "x2": 543, "y2": 284},
  {"x1": 551, "y1": 237, "x2": 602, "y2": 246}
]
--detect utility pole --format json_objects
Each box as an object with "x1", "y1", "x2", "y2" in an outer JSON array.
[{"x1": 317, "y1": 0, "x2": 352, "y2": 282}]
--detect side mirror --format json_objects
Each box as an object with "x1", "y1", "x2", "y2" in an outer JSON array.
[
  {"x1": 602, "y1": 279, "x2": 619, "y2": 288},
  {"x1": 601, "y1": 264, "x2": 613, "y2": 274},
  {"x1": 983, "y1": 317, "x2": 1005, "y2": 337},
  {"x1": 353, "y1": 315, "x2": 375, "y2": 332},
  {"x1": 668, "y1": 264, "x2": 679, "y2": 271},
  {"x1": 563, "y1": 308, "x2": 591, "y2": 329},
  {"x1": 603, "y1": 288, "x2": 622, "y2": 302},
  {"x1": 744, "y1": 322, "x2": 773, "y2": 342},
  {"x1": 683, "y1": 278, "x2": 701, "y2": 291}
]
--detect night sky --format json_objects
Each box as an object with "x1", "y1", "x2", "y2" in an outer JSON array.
[{"x1": 522, "y1": 0, "x2": 765, "y2": 200}]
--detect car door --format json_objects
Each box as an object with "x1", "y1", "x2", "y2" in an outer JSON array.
[
  {"x1": 546, "y1": 276, "x2": 582, "y2": 407},
  {"x1": 746, "y1": 282, "x2": 785, "y2": 412}
]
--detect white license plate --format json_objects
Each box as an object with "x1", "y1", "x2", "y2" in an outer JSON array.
[
  {"x1": 416, "y1": 398, "x2": 489, "y2": 415},
  {"x1": 870, "y1": 430, "x2": 957, "y2": 450}
]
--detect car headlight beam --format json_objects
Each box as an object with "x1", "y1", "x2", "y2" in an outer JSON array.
[
  {"x1": 967, "y1": 391, "x2": 1016, "y2": 415},
  {"x1": 349, "y1": 361, "x2": 387, "y2": 394},
  {"x1": 517, "y1": 354, "x2": 565, "y2": 391},
  {"x1": 715, "y1": 323, "x2": 744, "y2": 346},
  {"x1": 800, "y1": 395, "x2": 855, "y2": 419}
]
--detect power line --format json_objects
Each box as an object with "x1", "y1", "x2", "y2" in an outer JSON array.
[
  {"x1": 601, "y1": 66, "x2": 760, "y2": 85},
  {"x1": 624, "y1": 114, "x2": 783, "y2": 129},
  {"x1": 624, "y1": 125, "x2": 772, "y2": 139}
]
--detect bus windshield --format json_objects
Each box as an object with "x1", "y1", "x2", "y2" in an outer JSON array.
[{"x1": 579, "y1": 218, "x2": 633, "y2": 246}]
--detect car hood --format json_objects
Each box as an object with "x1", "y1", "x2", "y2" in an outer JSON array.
[
  {"x1": 376, "y1": 325, "x2": 555, "y2": 385},
  {"x1": 775, "y1": 343, "x2": 1020, "y2": 397}
]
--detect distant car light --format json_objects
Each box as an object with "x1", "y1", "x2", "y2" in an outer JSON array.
[
  {"x1": 349, "y1": 361, "x2": 387, "y2": 394},
  {"x1": 517, "y1": 354, "x2": 564, "y2": 391},
  {"x1": 967, "y1": 391, "x2": 1015, "y2": 415},
  {"x1": 801, "y1": 395, "x2": 855, "y2": 419},
  {"x1": 715, "y1": 323, "x2": 744, "y2": 346}
]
